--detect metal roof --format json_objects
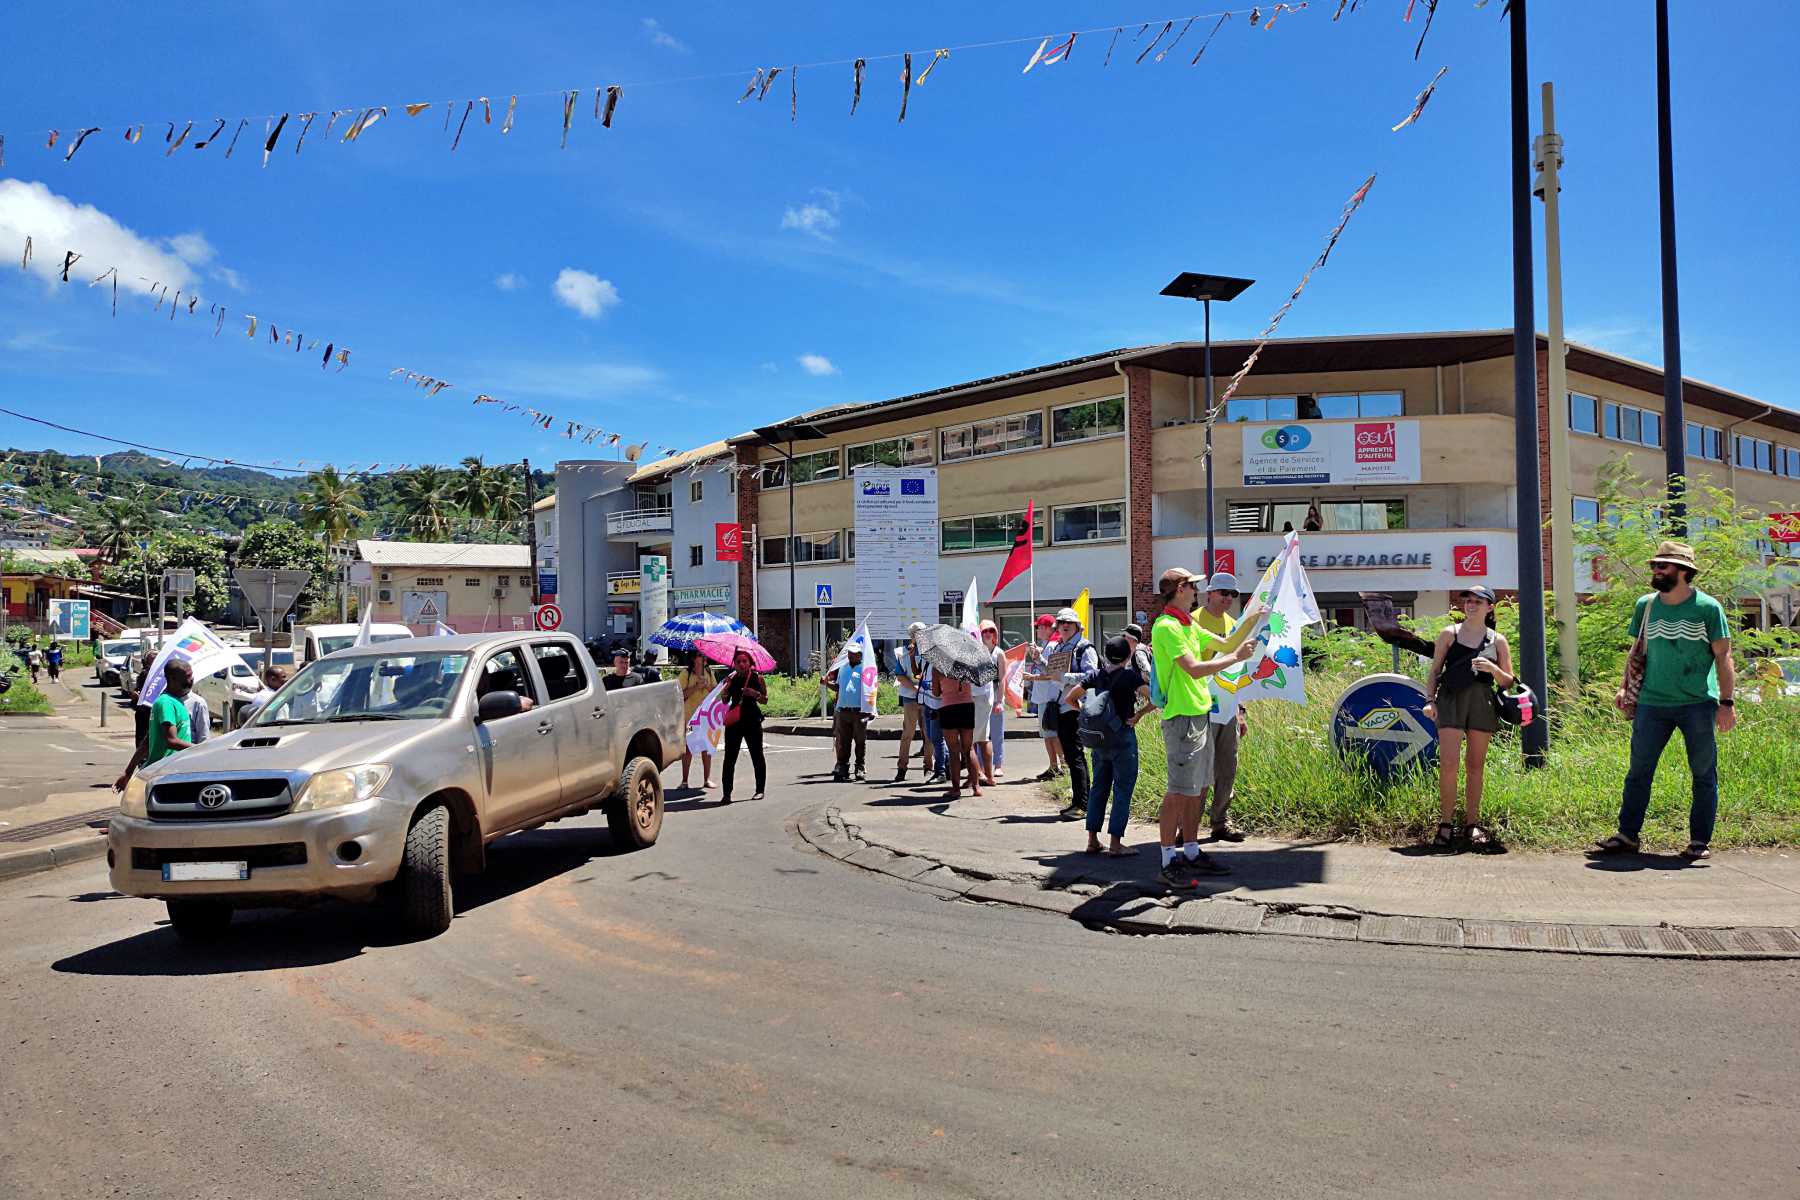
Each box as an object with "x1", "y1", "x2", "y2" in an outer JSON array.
[
  {"x1": 627, "y1": 439, "x2": 735, "y2": 484},
  {"x1": 353, "y1": 540, "x2": 531, "y2": 568}
]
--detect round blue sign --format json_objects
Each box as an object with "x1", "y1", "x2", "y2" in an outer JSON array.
[{"x1": 1330, "y1": 672, "x2": 1438, "y2": 780}]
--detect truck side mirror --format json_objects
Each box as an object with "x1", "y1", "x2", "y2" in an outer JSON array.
[{"x1": 476, "y1": 690, "x2": 524, "y2": 722}]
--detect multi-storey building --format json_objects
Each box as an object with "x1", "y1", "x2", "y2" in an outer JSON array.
[{"x1": 720, "y1": 330, "x2": 1800, "y2": 668}]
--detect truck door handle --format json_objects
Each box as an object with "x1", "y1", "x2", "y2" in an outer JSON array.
[
  {"x1": 535, "y1": 721, "x2": 553, "y2": 736},
  {"x1": 591, "y1": 706, "x2": 605, "y2": 720}
]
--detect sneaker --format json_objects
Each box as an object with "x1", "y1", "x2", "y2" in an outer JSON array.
[
  {"x1": 831, "y1": 767, "x2": 848, "y2": 783},
  {"x1": 1035, "y1": 767, "x2": 1058, "y2": 782},
  {"x1": 1160, "y1": 861, "x2": 1199, "y2": 891},
  {"x1": 925, "y1": 771, "x2": 946, "y2": 785},
  {"x1": 1182, "y1": 851, "x2": 1231, "y2": 877},
  {"x1": 1059, "y1": 802, "x2": 1086, "y2": 821},
  {"x1": 1210, "y1": 821, "x2": 1246, "y2": 843},
  {"x1": 853, "y1": 767, "x2": 866, "y2": 782}
]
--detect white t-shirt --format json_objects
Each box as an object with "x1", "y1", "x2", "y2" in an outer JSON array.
[{"x1": 184, "y1": 692, "x2": 211, "y2": 744}]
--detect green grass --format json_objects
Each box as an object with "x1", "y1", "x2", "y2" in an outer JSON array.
[
  {"x1": 0, "y1": 646, "x2": 54, "y2": 715},
  {"x1": 1049, "y1": 668, "x2": 1800, "y2": 851},
  {"x1": 762, "y1": 673, "x2": 901, "y2": 719}
]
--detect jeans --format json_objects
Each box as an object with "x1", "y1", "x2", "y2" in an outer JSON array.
[
  {"x1": 922, "y1": 706, "x2": 948, "y2": 774},
  {"x1": 1055, "y1": 708, "x2": 1090, "y2": 808},
  {"x1": 1086, "y1": 732, "x2": 1139, "y2": 838},
  {"x1": 1618, "y1": 701, "x2": 1719, "y2": 845},
  {"x1": 988, "y1": 706, "x2": 1006, "y2": 766},
  {"x1": 722, "y1": 720, "x2": 765, "y2": 799}
]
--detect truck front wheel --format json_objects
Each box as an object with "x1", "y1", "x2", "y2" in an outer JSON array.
[
  {"x1": 607, "y1": 756, "x2": 664, "y2": 851},
  {"x1": 167, "y1": 899, "x2": 232, "y2": 943},
  {"x1": 397, "y1": 804, "x2": 455, "y2": 937}
]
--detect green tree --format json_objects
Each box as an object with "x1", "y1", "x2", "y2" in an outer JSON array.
[
  {"x1": 102, "y1": 532, "x2": 230, "y2": 619},
  {"x1": 487, "y1": 471, "x2": 525, "y2": 525},
  {"x1": 394, "y1": 466, "x2": 458, "y2": 540},
  {"x1": 456, "y1": 456, "x2": 503, "y2": 520},
  {"x1": 237, "y1": 519, "x2": 332, "y2": 612},
  {"x1": 86, "y1": 497, "x2": 155, "y2": 563},
  {"x1": 296, "y1": 466, "x2": 366, "y2": 544}
]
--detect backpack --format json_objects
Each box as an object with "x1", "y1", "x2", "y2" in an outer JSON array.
[
  {"x1": 1146, "y1": 619, "x2": 1170, "y2": 708},
  {"x1": 1078, "y1": 675, "x2": 1126, "y2": 749}
]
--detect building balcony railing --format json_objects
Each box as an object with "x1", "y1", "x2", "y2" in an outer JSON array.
[{"x1": 606, "y1": 507, "x2": 674, "y2": 538}]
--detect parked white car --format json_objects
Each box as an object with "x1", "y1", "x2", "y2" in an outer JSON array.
[{"x1": 293, "y1": 622, "x2": 413, "y2": 665}]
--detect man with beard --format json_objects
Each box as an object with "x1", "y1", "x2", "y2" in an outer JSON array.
[{"x1": 1590, "y1": 541, "x2": 1736, "y2": 862}]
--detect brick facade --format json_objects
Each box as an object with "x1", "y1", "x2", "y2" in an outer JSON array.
[
  {"x1": 1124, "y1": 365, "x2": 1157, "y2": 620},
  {"x1": 734, "y1": 444, "x2": 758, "y2": 628}
]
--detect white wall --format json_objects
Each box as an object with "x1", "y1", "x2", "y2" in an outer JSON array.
[
  {"x1": 1154, "y1": 529, "x2": 1519, "y2": 594},
  {"x1": 667, "y1": 460, "x2": 740, "y2": 609}
]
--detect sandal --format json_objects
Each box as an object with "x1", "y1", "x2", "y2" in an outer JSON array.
[
  {"x1": 1104, "y1": 846, "x2": 1134, "y2": 858},
  {"x1": 1587, "y1": 833, "x2": 1639, "y2": 856},
  {"x1": 1681, "y1": 842, "x2": 1712, "y2": 861},
  {"x1": 1430, "y1": 822, "x2": 1456, "y2": 852},
  {"x1": 1467, "y1": 824, "x2": 1492, "y2": 850}
]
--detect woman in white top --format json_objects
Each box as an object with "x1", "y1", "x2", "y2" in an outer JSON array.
[{"x1": 972, "y1": 621, "x2": 1007, "y2": 784}]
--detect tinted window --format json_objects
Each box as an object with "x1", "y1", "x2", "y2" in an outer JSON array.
[
  {"x1": 531, "y1": 642, "x2": 588, "y2": 701},
  {"x1": 478, "y1": 649, "x2": 539, "y2": 707}
]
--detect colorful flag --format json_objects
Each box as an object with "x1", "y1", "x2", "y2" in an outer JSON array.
[
  {"x1": 993, "y1": 500, "x2": 1033, "y2": 597},
  {"x1": 1208, "y1": 532, "x2": 1321, "y2": 721},
  {"x1": 685, "y1": 678, "x2": 732, "y2": 756},
  {"x1": 1071, "y1": 587, "x2": 1091, "y2": 636},
  {"x1": 137, "y1": 618, "x2": 256, "y2": 709},
  {"x1": 1001, "y1": 642, "x2": 1029, "y2": 714}
]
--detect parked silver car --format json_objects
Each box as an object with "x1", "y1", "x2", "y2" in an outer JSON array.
[{"x1": 108, "y1": 632, "x2": 682, "y2": 941}]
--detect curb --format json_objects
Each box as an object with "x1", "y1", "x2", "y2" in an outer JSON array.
[
  {"x1": 791, "y1": 804, "x2": 1800, "y2": 961},
  {"x1": 0, "y1": 833, "x2": 108, "y2": 884},
  {"x1": 764, "y1": 722, "x2": 1038, "y2": 742}
]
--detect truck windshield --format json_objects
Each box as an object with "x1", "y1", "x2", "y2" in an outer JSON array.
[
  {"x1": 251, "y1": 651, "x2": 471, "y2": 725},
  {"x1": 316, "y1": 632, "x2": 414, "y2": 657}
]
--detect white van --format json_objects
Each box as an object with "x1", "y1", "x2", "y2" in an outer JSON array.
[
  {"x1": 194, "y1": 647, "x2": 300, "y2": 727},
  {"x1": 293, "y1": 623, "x2": 414, "y2": 664}
]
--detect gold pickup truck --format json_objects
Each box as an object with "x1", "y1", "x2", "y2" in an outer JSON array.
[{"x1": 109, "y1": 631, "x2": 682, "y2": 941}]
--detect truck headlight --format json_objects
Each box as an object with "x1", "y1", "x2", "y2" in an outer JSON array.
[
  {"x1": 120, "y1": 776, "x2": 148, "y2": 818},
  {"x1": 293, "y1": 764, "x2": 392, "y2": 812}
]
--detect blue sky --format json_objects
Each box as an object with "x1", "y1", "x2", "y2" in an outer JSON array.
[{"x1": 1, "y1": 2, "x2": 1795, "y2": 474}]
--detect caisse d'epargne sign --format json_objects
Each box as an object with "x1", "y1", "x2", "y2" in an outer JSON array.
[{"x1": 1242, "y1": 420, "x2": 1422, "y2": 487}]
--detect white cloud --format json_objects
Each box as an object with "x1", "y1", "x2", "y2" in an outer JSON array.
[
  {"x1": 0, "y1": 179, "x2": 201, "y2": 297},
  {"x1": 797, "y1": 354, "x2": 839, "y2": 377},
  {"x1": 478, "y1": 359, "x2": 662, "y2": 402},
  {"x1": 212, "y1": 265, "x2": 247, "y2": 292},
  {"x1": 759, "y1": 360, "x2": 780, "y2": 373},
  {"x1": 494, "y1": 272, "x2": 526, "y2": 292},
  {"x1": 641, "y1": 18, "x2": 690, "y2": 53},
  {"x1": 780, "y1": 188, "x2": 846, "y2": 240},
  {"x1": 552, "y1": 268, "x2": 621, "y2": 319}
]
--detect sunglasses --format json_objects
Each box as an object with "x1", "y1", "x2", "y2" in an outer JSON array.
[{"x1": 1211, "y1": 589, "x2": 1240, "y2": 599}]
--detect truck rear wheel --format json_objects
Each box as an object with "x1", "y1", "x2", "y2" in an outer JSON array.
[
  {"x1": 398, "y1": 804, "x2": 454, "y2": 937},
  {"x1": 167, "y1": 899, "x2": 232, "y2": 943},
  {"x1": 607, "y1": 756, "x2": 664, "y2": 851}
]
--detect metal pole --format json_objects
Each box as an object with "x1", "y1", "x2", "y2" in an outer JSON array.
[
  {"x1": 157, "y1": 577, "x2": 166, "y2": 652},
  {"x1": 1655, "y1": 0, "x2": 1686, "y2": 533},
  {"x1": 1509, "y1": 0, "x2": 1549, "y2": 766},
  {"x1": 1203, "y1": 298, "x2": 1216, "y2": 575},
  {"x1": 523, "y1": 458, "x2": 541, "y2": 606},
  {"x1": 785, "y1": 441, "x2": 798, "y2": 679},
  {"x1": 1537, "y1": 82, "x2": 1579, "y2": 696},
  {"x1": 265, "y1": 577, "x2": 276, "y2": 672}
]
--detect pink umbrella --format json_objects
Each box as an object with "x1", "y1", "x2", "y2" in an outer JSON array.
[{"x1": 693, "y1": 632, "x2": 776, "y2": 672}]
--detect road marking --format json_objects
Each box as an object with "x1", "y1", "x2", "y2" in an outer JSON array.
[{"x1": 46, "y1": 744, "x2": 77, "y2": 754}]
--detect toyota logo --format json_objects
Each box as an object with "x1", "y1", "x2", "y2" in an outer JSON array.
[{"x1": 197, "y1": 784, "x2": 233, "y2": 810}]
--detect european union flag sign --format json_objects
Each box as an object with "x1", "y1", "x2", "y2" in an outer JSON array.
[{"x1": 901, "y1": 479, "x2": 925, "y2": 495}]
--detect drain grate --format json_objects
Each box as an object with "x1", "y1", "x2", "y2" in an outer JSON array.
[{"x1": 0, "y1": 808, "x2": 115, "y2": 844}]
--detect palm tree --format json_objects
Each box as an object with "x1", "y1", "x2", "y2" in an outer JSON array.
[
  {"x1": 487, "y1": 472, "x2": 525, "y2": 526},
  {"x1": 88, "y1": 498, "x2": 151, "y2": 563},
  {"x1": 455, "y1": 456, "x2": 501, "y2": 520},
  {"x1": 394, "y1": 466, "x2": 457, "y2": 541},
  {"x1": 296, "y1": 467, "x2": 366, "y2": 545}
]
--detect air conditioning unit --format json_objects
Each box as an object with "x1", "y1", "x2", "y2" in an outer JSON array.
[
  {"x1": 492, "y1": 588, "x2": 507, "y2": 600},
  {"x1": 379, "y1": 571, "x2": 391, "y2": 583},
  {"x1": 378, "y1": 589, "x2": 392, "y2": 602}
]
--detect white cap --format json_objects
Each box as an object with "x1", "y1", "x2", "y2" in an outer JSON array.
[
  {"x1": 1205, "y1": 572, "x2": 1240, "y2": 593},
  {"x1": 1055, "y1": 607, "x2": 1081, "y2": 624}
]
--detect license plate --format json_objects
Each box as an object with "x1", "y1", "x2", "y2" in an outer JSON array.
[{"x1": 162, "y1": 861, "x2": 250, "y2": 882}]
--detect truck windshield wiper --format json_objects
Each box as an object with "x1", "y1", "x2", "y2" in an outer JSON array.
[{"x1": 323, "y1": 713, "x2": 408, "y2": 723}]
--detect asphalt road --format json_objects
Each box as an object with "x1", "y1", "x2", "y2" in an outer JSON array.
[{"x1": 2, "y1": 733, "x2": 1796, "y2": 1199}]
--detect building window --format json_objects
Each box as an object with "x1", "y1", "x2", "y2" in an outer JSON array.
[
  {"x1": 846, "y1": 530, "x2": 856, "y2": 560},
  {"x1": 1572, "y1": 497, "x2": 1600, "y2": 526},
  {"x1": 1227, "y1": 503, "x2": 1267, "y2": 533},
  {"x1": 688, "y1": 544, "x2": 704, "y2": 568},
  {"x1": 415, "y1": 576, "x2": 445, "y2": 587},
  {"x1": 464, "y1": 577, "x2": 481, "y2": 587},
  {"x1": 1050, "y1": 396, "x2": 1126, "y2": 445},
  {"x1": 758, "y1": 448, "x2": 842, "y2": 489},
  {"x1": 1315, "y1": 391, "x2": 1404, "y2": 419},
  {"x1": 1319, "y1": 499, "x2": 1406, "y2": 531},
  {"x1": 1686, "y1": 421, "x2": 1724, "y2": 462},
  {"x1": 1226, "y1": 499, "x2": 1402, "y2": 533},
  {"x1": 1593, "y1": 399, "x2": 1661, "y2": 448},
  {"x1": 1781, "y1": 446, "x2": 1800, "y2": 479},
  {"x1": 940, "y1": 508, "x2": 1046, "y2": 554},
  {"x1": 847, "y1": 432, "x2": 934, "y2": 470},
  {"x1": 939, "y1": 411, "x2": 1043, "y2": 463},
  {"x1": 494, "y1": 576, "x2": 509, "y2": 588},
  {"x1": 1569, "y1": 392, "x2": 1598, "y2": 435},
  {"x1": 1735, "y1": 434, "x2": 1775, "y2": 473},
  {"x1": 689, "y1": 479, "x2": 703, "y2": 504},
  {"x1": 759, "y1": 531, "x2": 843, "y2": 565},
  {"x1": 1050, "y1": 500, "x2": 1126, "y2": 543},
  {"x1": 1225, "y1": 396, "x2": 1299, "y2": 423}
]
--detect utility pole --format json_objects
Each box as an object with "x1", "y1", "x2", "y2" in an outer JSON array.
[
  {"x1": 523, "y1": 459, "x2": 540, "y2": 607},
  {"x1": 1655, "y1": 0, "x2": 1687, "y2": 533},
  {"x1": 1508, "y1": 0, "x2": 1549, "y2": 766},
  {"x1": 1535, "y1": 82, "x2": 1579, "y2": 695}
]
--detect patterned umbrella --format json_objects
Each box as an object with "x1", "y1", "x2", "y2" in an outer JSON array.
[
  {"x1": 914, "y1": 623, "x2": 998, "y2": 685},
  {"x1": 694, "y1": 632, "x2": 776, "y2": 672},
  {"x1": 648, "y1": 611, "x2": 751, "y2": 651}
]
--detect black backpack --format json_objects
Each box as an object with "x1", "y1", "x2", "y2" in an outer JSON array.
[{"x1": 1078, "y1": 675, "x2": 1126, "y2": 749}]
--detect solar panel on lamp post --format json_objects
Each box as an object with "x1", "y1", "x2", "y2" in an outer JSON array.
[{"x1": 1160, "y1": 273, "x2": 1255, "y2": 576}]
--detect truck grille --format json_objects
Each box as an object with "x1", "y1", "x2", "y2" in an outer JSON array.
[
  {"x1": 132, "y1": 844, "x2": 308, "y2": 870},
  {"x1": 148, "y1": 777, "x2": 294, "y2": 822}
]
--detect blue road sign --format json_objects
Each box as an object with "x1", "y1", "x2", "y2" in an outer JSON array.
[
  {"x1": 815, "y1": 583, "x2": 833, "y2": 606},
  {"x1": 1330, "y1": 672, "x2": 1438, "y2": 780}
]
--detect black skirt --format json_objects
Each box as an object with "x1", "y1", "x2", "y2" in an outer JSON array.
[{"x1": 939, "y1": 702, "x2": 977, "y2": 731}]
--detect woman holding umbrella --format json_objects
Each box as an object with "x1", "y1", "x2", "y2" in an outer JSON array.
[
  {"x1": 916, "y1": 623, "x2": 997, "y2": 800},
  {"x1": 719, "y1": 648, "x2": 768, "y2": 804}
]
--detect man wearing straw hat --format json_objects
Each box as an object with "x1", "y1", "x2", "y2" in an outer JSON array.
[{"x1": 1590, "y1": 540, "x2": 1737, "y2": 862}]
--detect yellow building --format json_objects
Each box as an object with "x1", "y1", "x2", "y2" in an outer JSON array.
[{"x1": 349, "y1": 540, "x2": 535, "y2": 634}]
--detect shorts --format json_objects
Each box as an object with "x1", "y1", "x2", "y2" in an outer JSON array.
[
  {"x1": 1436, "y1": 685, "x2": 1499, "y2": 733},
  {"x1": 939, "y1": 703, "x2": 976, "y2": 731},
  {"x1": 1039, "y1": 703, "x2": 1060, "y2": 739},
  {"x1": 899, "y1": 694, "x2": 918, "y2": 708},
  {"x1": 1161, "y1": 714, "x2": 1215, "y2": 795}
]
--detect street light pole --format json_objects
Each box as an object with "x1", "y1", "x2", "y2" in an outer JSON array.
[
  {"x1": 1204, "y1": 298, "x2": 1215, "y2": 573},
  {"x1": 1508, "y1": 0, "x2": 1549, "y2": 766},
  {"x1": 1535, "y1": 82, "x2": 1579, "y2": 696},
  {"x1": 1159, "y1": 272, "x2": 1255, "y2": 577},
  {"x1": 1655, "y1": 0, "x2": 1687, "y2": 534},
  {"x1": 785, "y1": 440, "x2": 797, "y2": 678}
]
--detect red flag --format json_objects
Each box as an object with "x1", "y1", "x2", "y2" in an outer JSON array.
[{"x1": 992, "y1": 501, "x2": 1033, "y2": 597}]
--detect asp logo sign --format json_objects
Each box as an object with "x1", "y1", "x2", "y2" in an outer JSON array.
[
  {"x1": 859, "y1": 480, "x2": 892, "y2": 496},
  {"x1": 1259, "y1": 425, "x2": 1312, "y2": 451},
  {"x1": 1354, "y1": 422, "x2": 1398, "y2": 463}
]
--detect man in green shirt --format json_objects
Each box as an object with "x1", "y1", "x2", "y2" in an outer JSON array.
[
  {"x1": 1591, "y1": 541, "x2": 1736, "y2": 861},
  {"x1": 1150, "y1": 567, "x2": 1257, "y2": 890},
  {"x1": 114, "y1": 660, "x2": 197, "y2": 790}
]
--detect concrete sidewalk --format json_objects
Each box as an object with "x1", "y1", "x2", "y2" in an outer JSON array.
[
  {"x1": 0, "y1": 665, "x2": 134, "y2": 881},
  {"x1": 795, "y1": 737, "x2": 1800, "y2": 958}
]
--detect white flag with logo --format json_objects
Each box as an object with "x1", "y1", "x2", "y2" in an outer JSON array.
[
  {"x1": 685, "y1": 678, "x2": 732, "y2": 756},
  {"x1": 1208, "y1": 532, "x2": 1319, "y2": 722},
  {"x1": 137, "y1": 618, "x2": 256, "y2": 708},
  {"x1": 826, "y1": 618, "x2": 878, "y2": 715}
]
